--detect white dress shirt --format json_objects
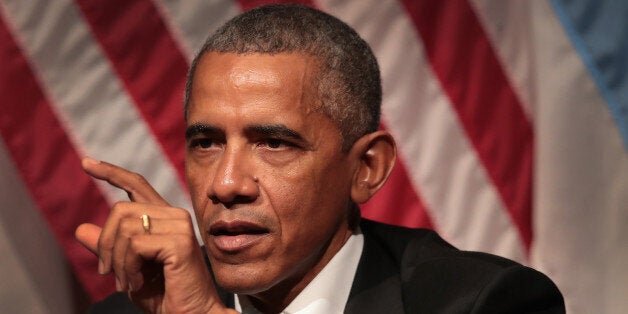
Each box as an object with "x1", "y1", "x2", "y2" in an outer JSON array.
[{"x1": 235, "y1": 230, "x2": 364, "y2": 314}]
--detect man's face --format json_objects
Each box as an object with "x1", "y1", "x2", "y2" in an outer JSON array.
[{"x1": 185, "y1": 52, "x2": 355, "y2": 298}]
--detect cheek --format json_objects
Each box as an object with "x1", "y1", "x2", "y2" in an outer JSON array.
[
  {"x1": 185, "y1": 162, "x2": 210, "y2": 221},
  {"x1": 260, "y1": 171, "x2": 304, "y2": 226},
  {"x1": 262, "y1": 159, "x2": 350, "y2": 239}
]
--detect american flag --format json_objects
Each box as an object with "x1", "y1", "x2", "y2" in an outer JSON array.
[{"x1": 0, "y1": 1, "x2": 626, "y2": 313}]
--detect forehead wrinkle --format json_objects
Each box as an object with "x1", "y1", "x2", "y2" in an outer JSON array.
[
  {"x1": 190, "y1": 53, "x2": 338, "y2": 145},
  {"x1": 228, "y1": 59, "x2": 282, "y2": 91},
  {"x1": 282, "y1": 57, "x2": 333, "y2": 152}
]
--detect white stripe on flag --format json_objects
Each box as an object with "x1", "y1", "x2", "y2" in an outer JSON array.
[
  {"x1": 318, "y1": 0, "x2": 527, "y2": 262},
  {"x1": 153, "y1": 0, "x2": 240, "y2": 61}
]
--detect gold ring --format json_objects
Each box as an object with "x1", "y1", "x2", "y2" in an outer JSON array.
[{"x1": 141, "y1": 214, "x2": 151, "y2": 234}]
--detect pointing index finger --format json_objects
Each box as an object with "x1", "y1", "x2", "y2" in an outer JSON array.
[{"x1": 82, "y1": 157, "x2": 169, "y2": 206}]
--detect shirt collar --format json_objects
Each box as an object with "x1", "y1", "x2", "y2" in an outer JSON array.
[{"x1": 235, "y1": 229, "x2": 364, "y2": 313}]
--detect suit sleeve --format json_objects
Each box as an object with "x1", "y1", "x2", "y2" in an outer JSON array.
[{"x1": 470, "y1": 265, "x2": 565, "y2": 314}]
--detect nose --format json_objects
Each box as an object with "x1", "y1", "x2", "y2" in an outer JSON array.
[{"x1": 208, "y1": 145, "x2": 259, "y2": 207}]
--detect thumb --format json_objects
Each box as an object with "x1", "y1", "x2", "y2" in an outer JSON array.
[{"x1": 75, "y1": 223, "x2": 102, "y2": 255}]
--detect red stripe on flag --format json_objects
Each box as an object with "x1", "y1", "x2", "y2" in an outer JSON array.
[
  {"x1": 0, "y1": 15, "x2": 113, "y2": 300},
  {"x1": 237, "y1": 0, "x2": 317, "y2": 11},
  {"x1": 75, "y1": 0, "x2": 188, "y2": 183},
  {"x1": 400, "y1": 0, "x2": 533, "y2": 249}
]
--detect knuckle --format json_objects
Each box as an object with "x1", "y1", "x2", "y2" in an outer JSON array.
[
  {"x1": 130, "y1": 172, "x2": 148, "y2": 185},
  {"x1": 111, "y1": 201, "x2": 130, "y2": 215}
]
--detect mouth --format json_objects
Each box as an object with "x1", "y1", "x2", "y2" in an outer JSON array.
[{"x1": 208, "y1": 220, "x2": 270, "y2": 252}]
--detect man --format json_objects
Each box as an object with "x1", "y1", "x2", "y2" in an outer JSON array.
[{"x1": 76, "y1": 4, "x2": 565, "y2": 313}]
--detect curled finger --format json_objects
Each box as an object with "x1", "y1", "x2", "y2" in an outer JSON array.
[{"x1": 112, "y1": 216, "x2": 196, "y2": 290}]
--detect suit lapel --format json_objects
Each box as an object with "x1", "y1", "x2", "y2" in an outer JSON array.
[{"x1": 344, "y1": 224, "x2": 405, "y2": 314}]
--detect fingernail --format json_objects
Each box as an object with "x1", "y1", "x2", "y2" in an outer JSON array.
[
  {"x1": 84, "y1": 156, "x2": 101, "y2": 165},
  {"x1": 98, "y1": 259, "x2": 105, "y2": 274},
  {"x1": 115, "y1": 277, "x2": 122, "y2": 292}
]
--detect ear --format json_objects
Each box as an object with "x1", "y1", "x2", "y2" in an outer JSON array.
[{"x1": 349, "y1": 130, "x2": 396, "y2": 204}]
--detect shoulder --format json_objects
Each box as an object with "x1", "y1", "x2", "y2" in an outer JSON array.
[
  {"x1": 401, "y1": 249, "x2": 565, "y2": 313},
  {"x1": 359, "y1": 218, "x2": 457, "y2": 264},
  {"x1": 359, "y1": 219, "x2": 565, "y2": 313}
]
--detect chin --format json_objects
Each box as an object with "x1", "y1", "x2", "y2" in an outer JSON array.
[{"x1": 211, "y1": 260, "x2": 277, "y2": 294}]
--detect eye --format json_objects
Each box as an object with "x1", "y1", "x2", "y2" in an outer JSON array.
[
  {"x1": 259, "y1": 138, "x2": 293, "y2": 150},
  {"x1": 266, "y1": 138, "x2": 283, "y2": 149},
  {"x1": 189, "y1": 138, "x2": 214, "y2": 150}
]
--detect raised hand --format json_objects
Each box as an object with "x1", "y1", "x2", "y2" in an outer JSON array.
[{"x1": 75, "y1": 157, "x2": 235, "y2": 313}]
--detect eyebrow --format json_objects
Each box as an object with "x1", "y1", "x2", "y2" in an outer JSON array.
[
  {"x1": 185, "y1": 123, "x2": 221, "y2": 140},
  {"x1": 246, "y1": 124, "x2": 304, "y2": 142},
  {"x1": 185, "y1": 123, "x2": 305, "y2": 142}
]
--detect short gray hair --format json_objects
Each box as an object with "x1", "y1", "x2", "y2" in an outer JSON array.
[{"x1": 184, "y1": 4, "x2": 381, "y2": 151}]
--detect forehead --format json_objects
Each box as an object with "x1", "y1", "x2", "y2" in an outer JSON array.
[{"x1": 188, "y1": 52, "x2": 323, "y2": 125}]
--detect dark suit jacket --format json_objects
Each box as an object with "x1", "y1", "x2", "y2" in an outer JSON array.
[{"x1": 90, "y1": 219, "x2": 565, "y2": 313}]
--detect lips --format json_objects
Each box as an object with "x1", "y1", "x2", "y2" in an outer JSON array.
[{"x1": 209, "y1": 220, "x2": 270, "y2": 252}]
